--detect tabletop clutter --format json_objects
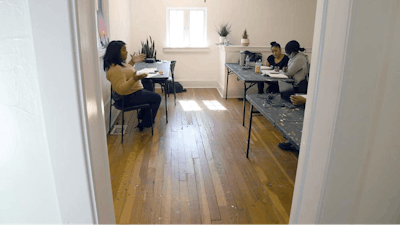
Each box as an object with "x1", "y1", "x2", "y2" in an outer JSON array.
[{"x1": 136, "y1": 68, "x2": 164, "y2": 78}]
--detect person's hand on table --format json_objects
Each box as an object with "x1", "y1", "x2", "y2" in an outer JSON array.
[
  {"x1": 290, "y1": 95, "x2": 306, "y2": 105},
  {"x1": 129, "y1": 53, "x2": 146, "y2": 65}
]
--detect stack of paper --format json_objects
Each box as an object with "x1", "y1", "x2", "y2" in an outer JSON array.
[
  {"x1": 137, "y1": 68, "x2": 157, "y2": 75},
  {"x1": 261, "y1": 70, "x2": 289, "y2": 78},
  {"x1": 261, "y1": 66, "x2": 272, "y2": 70}
]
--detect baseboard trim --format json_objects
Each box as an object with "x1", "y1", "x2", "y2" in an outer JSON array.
[{"x1": 177, "y1": 80, "x2": 219, "y2": 88}]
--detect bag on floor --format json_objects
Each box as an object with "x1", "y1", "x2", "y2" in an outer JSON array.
[{"x1": 166, "y1": 81, "x2": 186, "y2": 94}]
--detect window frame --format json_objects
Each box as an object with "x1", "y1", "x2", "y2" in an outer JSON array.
[{"x1": 166, "y1": 7, "x2": 208, "y2": 48}]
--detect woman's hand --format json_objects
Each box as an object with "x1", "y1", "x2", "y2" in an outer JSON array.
[
  {"x1": 137, "y1": 73, "x2": 147, "y2": 80},
  {"x1": 290, "y1": 95, "x2": 306, "y2": 105},
  {"x1": 129, "y1": 53, "x2": 146, "y2": 65},
  {"x1": 131, "y1": 71, "x2": 147, "y2": 82}
]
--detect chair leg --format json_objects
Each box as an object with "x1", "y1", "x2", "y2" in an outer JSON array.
[
  {"x1": 109, "y1": 100, "x2": 112, "y2": 134},
  {"x1": 166, "y1": 83, "x2": 169, "y2": 98},
  {"x1": 173, "y1": 78, "x2": 176, "y2": 105},
  {"x1": 150, "y1": 108, "x2": 154, "y2": 136},
  {"x1": 121, "y1": 110, "x2": 124, "y2": 143}
]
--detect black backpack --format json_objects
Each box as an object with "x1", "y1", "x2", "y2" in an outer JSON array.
[
  {"x1": 244, "y1": 50, "x2": 262, "y2": 62},
  {"x1": 166, "y1": 81, "x2": 186, "y2": 94}
]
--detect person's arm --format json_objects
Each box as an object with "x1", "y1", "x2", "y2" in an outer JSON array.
[
  {"x1": 284, "y1": 55, "x2": 306, "y2": 78},
  {"x1": 108, "y1": 68, "x2": 146, "y2": 95},
  {"x1": 128, "y1": 53, "x2": 146, "y2": 66}
]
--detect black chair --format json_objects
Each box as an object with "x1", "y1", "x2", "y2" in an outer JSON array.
[
  {"x1": 160, "y1": 60, "x2": 177, "y2": 105},
  {"x1": 169, "y1": 60, "x2": 177, "y2": 105},
  {"x1": 108, "y1": 86, "x2": 153, "y2": 143}
]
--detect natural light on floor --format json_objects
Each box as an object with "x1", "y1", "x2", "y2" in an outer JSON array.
[
  {"x1": 203, "y1": 100, "x2": 227, "y2": 111},
  {"x1": 179, "y1": 100, "x2": 202, "y2": 111}
]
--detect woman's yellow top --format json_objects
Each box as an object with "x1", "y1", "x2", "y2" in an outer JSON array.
[{"x1": 106, "y1": 63, "x2": 143, "y2": 96}]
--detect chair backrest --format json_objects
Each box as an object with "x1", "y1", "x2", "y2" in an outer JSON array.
[
  {"x1": 110, "y1": 86, "x2": 123, "y2": 101},
  {"x1": 170, "y1": 60, "x2": 177, "y2": 79},
  {"x1": 110, "y1": 85, "x2": 124, "y2": 111}
]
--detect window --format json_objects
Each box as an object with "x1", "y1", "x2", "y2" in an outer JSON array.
[{"x1": 166, "y1": 8, "x2": 207, "y2": 48}]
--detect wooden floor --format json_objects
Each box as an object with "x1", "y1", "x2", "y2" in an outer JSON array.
[{"x1": 107, "y1": 88, "x2": 298, "y2": 224}]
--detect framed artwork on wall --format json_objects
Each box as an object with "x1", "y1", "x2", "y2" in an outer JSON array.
[{"x1": 97, "y1": 10, "x2": 109, "y2": 49}]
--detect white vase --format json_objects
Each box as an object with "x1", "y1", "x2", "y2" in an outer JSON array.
[
  {"x1": 241, "y1": 38, "x2": 249, "y2": 46},
  {"x1": 219, "y1": 36, "x2": 226, "y2": 44}
]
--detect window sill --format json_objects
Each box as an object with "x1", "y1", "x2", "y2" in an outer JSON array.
[{"x1": 163, "y1": 47, "x2": 210, "y2": 53}]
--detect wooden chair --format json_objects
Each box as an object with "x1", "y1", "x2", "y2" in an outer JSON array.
[{"x1": 109, "y1": 86, "x2": 153, "y2": 143}]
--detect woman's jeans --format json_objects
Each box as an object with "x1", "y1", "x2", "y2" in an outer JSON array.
[
  {"x1": 294, "y1": 79, "x2": 308, "y2": 93},
  {"x1": 117, "y1": 88, "x2": 161, "y2": 126}
]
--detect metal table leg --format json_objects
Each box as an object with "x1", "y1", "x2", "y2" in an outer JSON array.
[
  {"x1": 246, "y1": 104, "x2": 254, "y2": 158},
  {"x1": 225, "y1": 69, "x2": 230, "y2": 100},
  {"x1": 165, "y1": 80, "x2": 168, "y2": 123},
  {"x1": 242, "y1": 82, "x2": 257, "y2": 127},
  {"x1": 242, "y1": 82, "x2": 247, "y2": 126}
]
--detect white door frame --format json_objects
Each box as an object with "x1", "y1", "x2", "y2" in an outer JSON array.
[
  {"x1": 290, "y1": 0, "x2": 354, "y2": 223},
  {"x1": 291, "y1": 0, "x2": 400, "y2": 223},
  {"x1": 28, "y1": 0, "x2": 114, "y2": 223}
]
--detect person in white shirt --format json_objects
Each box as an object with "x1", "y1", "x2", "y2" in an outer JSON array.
[{"x1": 283, "y1": 40, "x2": 309, "y2": 93}]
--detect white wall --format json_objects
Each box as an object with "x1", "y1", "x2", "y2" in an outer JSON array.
[
  {"x1": 109, "y1": 0, "x2": 131, "y2": 44},
  {"x1": 0, "y1": 0, "x2": 62, "y2": 222},
  {"x1": 127, "y1": 0, "x2": 317, "y2": 88},
  {"x1": 103, "y1": 0, "x2": 133, "y2": 130},
  {"x1": 0, "y1": 0, "x2": 113, "y2": 223},
  {"x1": 291, "y1": 0, "x2": 400, "y2": 223}
]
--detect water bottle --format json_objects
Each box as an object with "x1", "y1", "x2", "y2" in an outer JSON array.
[
  {"x1": 245, "y1": 55, "x2": 250, "y2": 67},
  {"x1": 255, "y1": 59, "x2": 262, "y2": 73}
]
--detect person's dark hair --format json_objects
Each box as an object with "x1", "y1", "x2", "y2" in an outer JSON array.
[
  {"x1": 285, "y1": 40, "x2": 305, "y2": 55},
  {"x1": 270, "y1": 41, "x2": 281, "y2": 49},
  {"x1": 103, "y1": 40, "x2": 126, "y2": 71}
]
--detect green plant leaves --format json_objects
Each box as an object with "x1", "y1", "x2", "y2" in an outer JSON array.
[
  {"x1": 216, "y1": 23, "x2": 231, "y2": 37},
  {"x1": 141, "y1": 36, "x2": 156, "y2": 59}
]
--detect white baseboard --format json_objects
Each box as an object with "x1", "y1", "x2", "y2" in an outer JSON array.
[{"x1": 177, "y1": 80, "x2": 219, "y2": 88}]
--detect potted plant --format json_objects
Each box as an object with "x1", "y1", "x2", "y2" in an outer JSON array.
[
  {"x1": 241, "y1": 29, "x2": 249, "y2": 46},
  {"x1": 141, "y1": 36, "x2": 157, "y2": 63},
  {"x1": 216, "y1": 23, "x2": 231, "y2": 44}
]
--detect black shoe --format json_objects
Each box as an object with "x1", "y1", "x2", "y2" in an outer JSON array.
[
  {"x1": 278, "y1": 142, "x2": 296, "y2": 151},
  {"x1": 141, "y1": 122, "x2": 152, "y2": 128},
  {"x1": 136, "y1": 123, "x2": 145, "y2": 132}
]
